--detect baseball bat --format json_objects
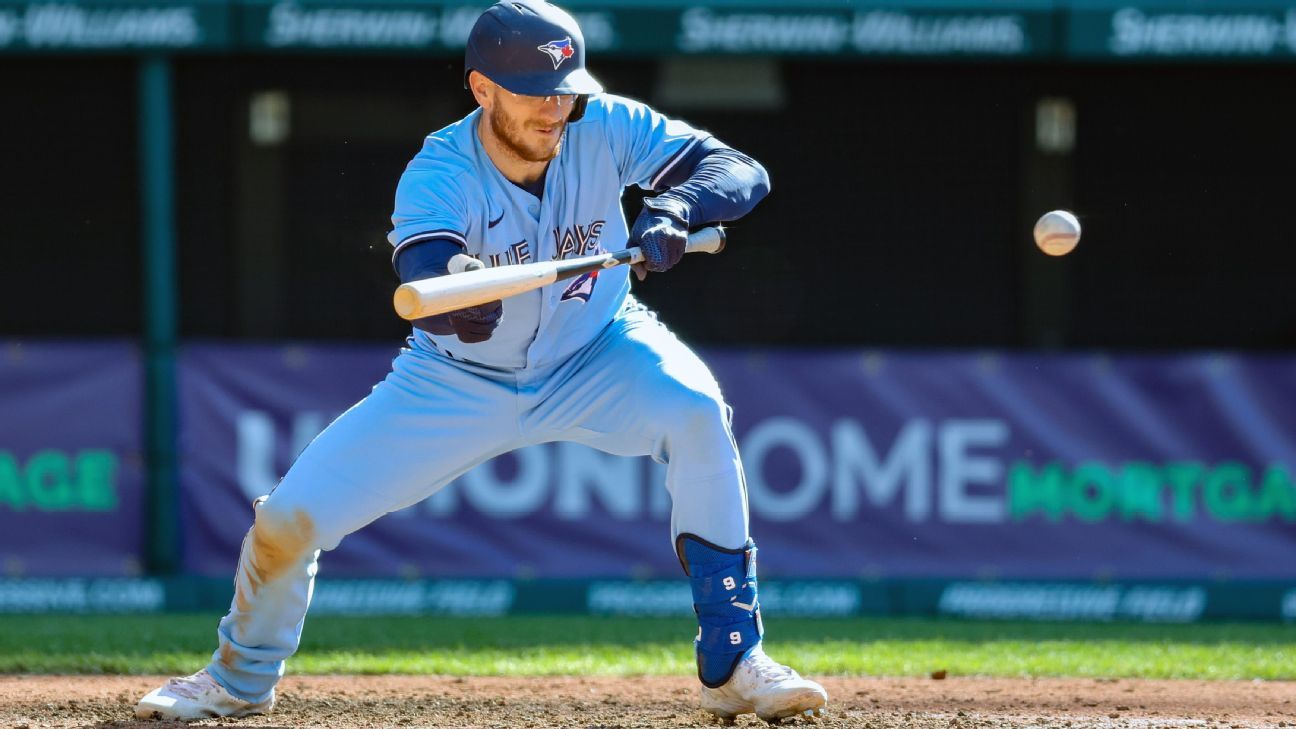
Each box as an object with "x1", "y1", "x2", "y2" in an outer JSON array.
[{"x1": 393, "y1": 226, "x2": 726, "y2": 321}]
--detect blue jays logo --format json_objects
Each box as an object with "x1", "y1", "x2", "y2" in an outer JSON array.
[
  {"x1": 537, "y1": 37, "x2": 575, "y2": 69},
  {"x1": 560, "y1": 270, "x2": 598, "y2": 303}
]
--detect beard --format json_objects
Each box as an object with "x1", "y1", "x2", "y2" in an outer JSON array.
[{"x1": 488, "y1": 106, "x2": 564, "y2": 163}]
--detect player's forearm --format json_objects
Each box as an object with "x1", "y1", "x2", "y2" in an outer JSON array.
[
  {"x1": 393, "y1": 237, "x2": 468, "y2": 336},
  {"x1": 393, "y1": 238, "x2": 464, "y2": 283},
  {"x1": 654, "y1": 148, "x2": 771, "y2": 225}
]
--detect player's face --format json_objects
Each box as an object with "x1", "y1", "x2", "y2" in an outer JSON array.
[{"x1": 486, "y1": 87, "x2": 576, "y2": 163}]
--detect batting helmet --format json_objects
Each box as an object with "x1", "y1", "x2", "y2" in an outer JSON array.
[{"x1": 464, "y1": 0, "x2": 603, "y2": 121}]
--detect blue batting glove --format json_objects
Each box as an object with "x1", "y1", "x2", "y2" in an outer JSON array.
[
  {"x1": 629, "y1": 196, "x2": 690, "y2": 280},
  {"x1": 446, "y1": 300, "x2": 503, "y2": 343},
  {"x1": 413, "y1": 301, "x2": 503, "y2": 343}
]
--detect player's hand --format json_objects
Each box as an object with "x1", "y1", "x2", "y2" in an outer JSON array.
[
  {"x1": 446, "y1": 300, "x2": 504, "y2": 343},
  {"x1": 629, "y1": 197, "x2": 690, "y2": 281},
  {"x1": 412, "y1": 314, "x2": 456, "y2": 336}
]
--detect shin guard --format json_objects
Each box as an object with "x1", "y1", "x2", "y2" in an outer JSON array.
[{"x1": 676, "y1": 533, "x2": 763, "y2": 688}]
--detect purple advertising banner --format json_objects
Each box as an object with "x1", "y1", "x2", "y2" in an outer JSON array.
[
  {"x1": 0, "y1": 341, "x2": 145, "y2": 576},
  {"x1": 178, "y1": 344, "x2": 1296, "y2": 580}
]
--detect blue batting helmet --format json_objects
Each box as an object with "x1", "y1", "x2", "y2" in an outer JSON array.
[{"x1": 464, "y1": 0, "x2": 603, "y2": 120}]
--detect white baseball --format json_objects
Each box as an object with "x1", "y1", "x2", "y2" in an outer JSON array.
[{"x1": 1033, "y1": 210, "x2": 1081, "y2": 256}]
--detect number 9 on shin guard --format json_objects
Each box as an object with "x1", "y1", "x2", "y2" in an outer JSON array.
[{"x1": 675, "y1": 534, "x2": 763, "y2": 688}]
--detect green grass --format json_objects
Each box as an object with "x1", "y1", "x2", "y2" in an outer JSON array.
[{"x1": 0, "y1": 614, "x2": 1292, "y2": 679}]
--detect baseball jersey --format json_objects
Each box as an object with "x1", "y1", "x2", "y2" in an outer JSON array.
[{"x1": 388, "y1": 93, "x2": 710, "y2": 370}]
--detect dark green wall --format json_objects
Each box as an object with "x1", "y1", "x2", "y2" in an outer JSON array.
[{"x1": 4, "y1": 58, "x2": 1296, "y2": 349}]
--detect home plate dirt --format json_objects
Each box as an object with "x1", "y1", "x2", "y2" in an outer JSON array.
[{"x1": 2, "y1": 675, "x2": 1293, "y2": 728}]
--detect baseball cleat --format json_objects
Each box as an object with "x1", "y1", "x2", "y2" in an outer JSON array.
[
  {"x1": 135, "y1": 669, "x2": 274, "y2": 721},
  {"x1": 699, "y1": 645, "x2": 828, "y2": 723}
]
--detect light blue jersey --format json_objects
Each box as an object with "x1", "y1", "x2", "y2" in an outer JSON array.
[{"x1": 388, "y1": 93, "x2": 710, "y2": 369}]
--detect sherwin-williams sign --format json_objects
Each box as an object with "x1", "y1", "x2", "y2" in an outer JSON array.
[
  {"x1": 238, "y1": 0, "x2": 1054, "y2": 56},
  {"x1": 1069, "y1": 2, "x2": 1296, "y2": 58},
  {"x1": 240, "y1": 1, "x2": 619, "y2": 52},
  {"x1": 240, "y1": 0, "x2": 1294, "y2": 60},
  {"x1": 178, "y1": 344, "x2": 1296, "y2": 581},
  {"x1": 0, "y1": 1, "x2": 230, "y2": 51},
  {"x1": 241, "y1": 2, "x2": 526, "y2": 52},
  {"x1": 0, "y1": 341, "x2": 145, "y2": 576},
  {"x1": 672, "y1": 6, "x2": 1046, "y2": 56},
  {"x1": 6, "y1": 1, "x2": 1296, "y2": 59}
]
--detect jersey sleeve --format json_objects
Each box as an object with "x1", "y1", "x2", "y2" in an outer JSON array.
[
  {"x1": 598, "y1": 95, "x2": 712, "y2": 192},
  {"x1": 388, "y1": 158, "x2": 472, "y2": 261}
]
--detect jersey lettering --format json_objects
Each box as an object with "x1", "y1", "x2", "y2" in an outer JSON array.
[
  {"x1": 509, "y1": 239, "x2": 532, "y2": 264},
  {"x1": 551, "y1": 219, "x2": 606, "y2": 260}
]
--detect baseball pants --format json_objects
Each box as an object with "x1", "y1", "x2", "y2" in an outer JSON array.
[{"x1": 205, "y1": 306, "x2": 750, "y2": 702}]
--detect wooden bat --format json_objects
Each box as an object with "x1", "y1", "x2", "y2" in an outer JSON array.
[{"x1": 393, "y1": 226, "x2": 726, "y2": 320}]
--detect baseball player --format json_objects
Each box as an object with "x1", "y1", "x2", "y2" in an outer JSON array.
[{"x1": 137, "y1": 0, "x2": 827, "y2": 723}]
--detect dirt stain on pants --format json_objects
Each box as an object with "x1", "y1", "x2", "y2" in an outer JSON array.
[{"x1": 222, "y1": 505, "x2": 317, "y2": 660}]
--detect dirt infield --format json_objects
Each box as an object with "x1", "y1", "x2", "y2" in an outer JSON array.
[{"x1": 2, "y1": 674, "x2": 1293, "y2": 728}]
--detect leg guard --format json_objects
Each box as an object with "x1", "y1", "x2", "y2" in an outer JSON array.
[{"x1": 676, "y1": 533, "x2": 763, "y2": 688}]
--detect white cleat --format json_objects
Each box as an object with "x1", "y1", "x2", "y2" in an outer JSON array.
[
  {"x1": 699, "y1": 645, "x2": 828, "y2": 723},
  {"x1": 135, "y1": 669, "x2": 274, "y2": 721}
]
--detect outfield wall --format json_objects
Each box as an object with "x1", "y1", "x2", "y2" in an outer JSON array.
[
  {"x1": 2, "y1": 340, "x2": 1293, "y2": 620},
  {"x1": 1, "y1": 576, "x2": 1293, "y2": 623}
]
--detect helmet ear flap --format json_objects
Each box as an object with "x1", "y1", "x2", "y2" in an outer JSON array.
[{"x1": 568, "y1": 94, "x2": 589, "y2": 123}]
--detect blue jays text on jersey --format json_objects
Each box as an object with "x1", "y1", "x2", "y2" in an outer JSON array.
[{"x1": 388, "y1": 93, "x2": 710, "y2": 370}]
